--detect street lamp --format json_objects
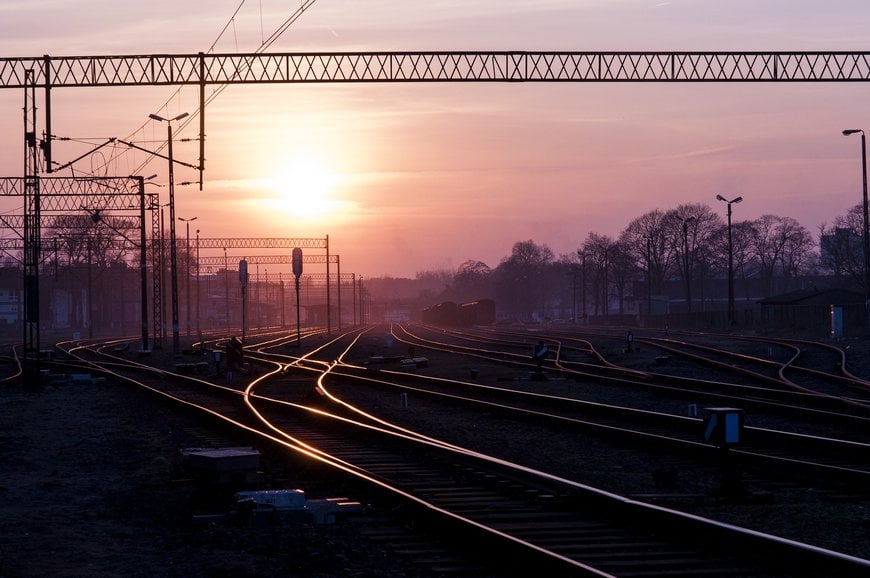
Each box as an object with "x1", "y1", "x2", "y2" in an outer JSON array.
[
  {"x1": 716, "y1": 195, "x2": 743, "y2": 326},
  {"x1": 842, "y1": 129, "x2": 870, "y2": 328},
  {"x1": 195, "y1": 228, "x2": 200, "y2": 337},
  {"x1": 179, "y1": 216, "x2": 197, "y2": 337},
  {"x1": 149, "y1": 111, "x2": 189, "y2": 355}
]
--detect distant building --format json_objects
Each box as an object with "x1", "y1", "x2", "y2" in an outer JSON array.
[
  {"x1": 0, "y1": 286, "x2": 18, "y2": 324},
  {"x1": 758, "y1": 287, "x2": 865, "y2": 335},
  {"x1": 0, "y1": 268, "x2": 20, "y2": 327}
]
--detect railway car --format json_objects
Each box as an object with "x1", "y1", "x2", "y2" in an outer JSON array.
[
  {"x1": 421, "y1": 301, "x2": 459, "y2": 326},
  {"x1": 457, "y1": 299, "x2": 496, "y2": 326},
  {"x1": 420, "y1": 299, "x2": 496, "y2": 327}
]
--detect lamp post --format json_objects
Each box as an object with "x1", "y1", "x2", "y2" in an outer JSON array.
[
  {"x1": 195, "y1": 228, "x2": 200, "y2": 337},
  {"x1": 159, "y1": 206, "x2": 167, "y2": 343},
  {"x1": 842, "y1": 129, "x2": 870, "y2": 328},
  {"x1": 179, "y1": 216, "x2": 197, "y2": 337},
  {"x1": 149, "y1": 111, "x2": 189, "y2": 354},
  {"x1": 716, "y1": 195, "x2": 743, "y2": 326},
  {"x1": 680, "y1": 216, "x2": 696, "y2": 314}
]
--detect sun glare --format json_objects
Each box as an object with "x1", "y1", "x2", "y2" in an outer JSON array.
[{"x1": 267, "y1": 158, "x2": 340, "y2": 221}]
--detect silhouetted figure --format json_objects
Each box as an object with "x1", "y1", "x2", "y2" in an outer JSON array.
[
  {"x1": 533, "y1": 340, "x2": 549, "y2": 369},
  {"x1": 626, "y1": 331, "x2": 634, "y2": 353},
  {"x1": 226, "y1": 336, "x2": 244, "y2": 381}
]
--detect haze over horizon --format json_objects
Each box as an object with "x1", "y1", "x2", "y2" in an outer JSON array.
[{"x1": 2, "y1": 1, "x2": 870, "y2": 278}]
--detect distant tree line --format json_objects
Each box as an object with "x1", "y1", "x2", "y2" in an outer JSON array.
[{"x1": 370, "y1": 201, "x2": 868, "y2": 323}]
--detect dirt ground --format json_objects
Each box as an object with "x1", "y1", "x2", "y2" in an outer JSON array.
[{"x1": 0, "y1": 377, "x2": 425, "y2": 578}]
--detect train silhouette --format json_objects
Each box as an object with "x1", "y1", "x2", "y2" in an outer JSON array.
[{"x1": 419, "y1": 299, "x2": 496, "y2": 327}]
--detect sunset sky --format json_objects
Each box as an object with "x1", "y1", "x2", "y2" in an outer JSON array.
[{"x1": 2, "y1": 1, "x2": 870, "y2": 278}]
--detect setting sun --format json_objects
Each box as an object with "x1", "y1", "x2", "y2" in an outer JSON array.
[{"x1": 266, "y1": 157, "x2": 341, "y2": 220}]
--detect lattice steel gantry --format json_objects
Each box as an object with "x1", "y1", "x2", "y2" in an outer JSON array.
[
  {"x1": 1, "y1": 177, "x2": 155, "y2": 357},
  {"x1": 4, "y1": 52, "x2": 870, "y2": 88}
]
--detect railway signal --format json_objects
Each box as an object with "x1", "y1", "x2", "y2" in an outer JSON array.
[
  {"x1": 240, "y1": 259, "x2": 248, "y2": 342},
  {"x1": 292, "y1": 248, "x2": 303, "y2": 347}
]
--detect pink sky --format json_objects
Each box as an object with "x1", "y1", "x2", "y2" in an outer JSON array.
[{"x1": 2, "y1": 1, "x2": 870, "y2": 278}]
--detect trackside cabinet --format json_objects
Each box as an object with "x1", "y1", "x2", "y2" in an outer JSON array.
[{"x1": 703, "y1": 407, "x2": 744, "y2": 447}]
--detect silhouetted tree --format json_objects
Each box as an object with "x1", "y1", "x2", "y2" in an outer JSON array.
[
  {"x1": 493, "y1": 240, "x2": 554, "y2": 321},
  {"x1": 580, "y1": 233, "x2": 618, "y2": 316},
  {"x1": 662, "y1": 203, "x2": 722, "y2": 312},
  {"x1": 619, "y1": 209, "x2": 676, "y2": 298},
  {"x1": 750, "y1": 214, "x2": 813, "y2": 297},
  {"x1": 708, "y1": 219, "x2": 758, "y2": 303},
  {"x1": 452, "y1": 260, "x2": 492, "y2": 302}
]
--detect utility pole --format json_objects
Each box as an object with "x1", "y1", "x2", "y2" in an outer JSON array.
[
  {"x1": 179, "y1": 216, "x2": 197, "y2": 337},
  {"x1": 149, "y1": 111, "x2": 189, "y2": 355},
  {"x1": 716, "y1": 195, "x2": 743, "y2": 326},
  {"x1": 843, "y1": 129, "x2": 870, "y2": 329}
]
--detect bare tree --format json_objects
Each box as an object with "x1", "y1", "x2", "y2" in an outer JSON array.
[
  {"x1": 452, "y1": 260, "x2": 492, "y2": 302},
  {"x1": 780, "y1": 220, "x2": 816, "y2": 289},
  {"x1": 48, "y1": 213, "x2": 135, "y2": 268},
  {"x1": 619, "y1": 209, "x2": 676, "y2": 299},
  {"x1": 750, "y1": 214, "x2": 813, "y2": 297},
  {"x1": 607, "y1": 240, "x2": 637, "y2": 315},
  {"x1": 494, "y1": 240, "x2": 554, "y2": 321},
  {"x1": 44, "y1": 212, "x2": 139, "y2": 335},
  {"x1": 819, "y1": 204, "x2": 864, "y2": 289},
  {"x1": 580, "y1": 233, "x2": 618, "y2": 316},
  {"x1": 729, "y1": 220, "x2": 759, "y2": 302},
  {"x1": 662, "y1": 203, "x2": 722, "y2": 312}
]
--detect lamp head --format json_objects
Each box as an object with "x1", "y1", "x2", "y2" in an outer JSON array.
[
  {"x1": 843, "y1": 129, "x2": 864, "y2": 136},
  {"x1": 716, "y1": 194, "x2": 726, "y2": 202},
  {"x1": 150, "y1": 112, "x2": 189, "y2": 122},
  {"x1": 733, "y1": 196, "x2": 743, "y2": 204}
]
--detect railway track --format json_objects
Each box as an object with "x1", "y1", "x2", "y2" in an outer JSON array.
[
  {"x1": 321, "y1": 359, "x2": 870, "y2": 490},
  {"x1": 394, "y1": 324, "x2": 870, "y2": 423},
  {"x1": 36, "y1": 330, "x2": 870, "y2": 576}
]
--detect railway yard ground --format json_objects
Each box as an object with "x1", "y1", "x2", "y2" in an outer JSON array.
[
  {"x1": 0, "y1": 340, "x2": 431, "y2": 578},
  {"x1": 1, "y1": 327, "x2": 869, "y2": 576}
]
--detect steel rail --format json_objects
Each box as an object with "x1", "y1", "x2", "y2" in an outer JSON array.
[{"x1": 392, "y1": 324, "x2": 870, "y2": 425}]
